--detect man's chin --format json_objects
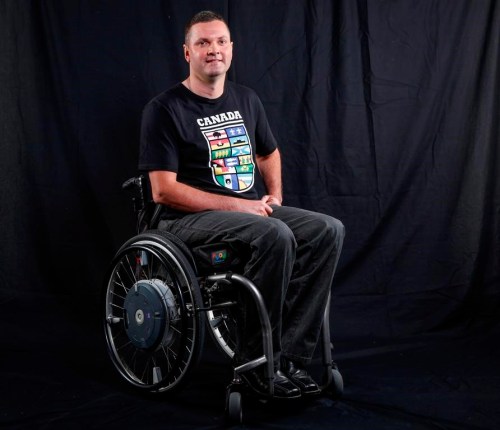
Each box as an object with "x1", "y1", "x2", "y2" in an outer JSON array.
[
  {"x1": 205, "y1": 69, "x2": 229, "y2": 78},
  {"x1": 206, "y1": 62, "x2": 230, "y2": 73}
]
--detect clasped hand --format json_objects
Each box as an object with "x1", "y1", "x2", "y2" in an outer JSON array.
[{"x1": 237, "y1": 195, "x2": 281, "y2": 217}]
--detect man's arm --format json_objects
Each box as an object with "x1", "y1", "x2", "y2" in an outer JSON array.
[
  {"x1": 256, "y1": 148, "x2": 282, "y2": 206},
  {"x1": 149, "y1": 171, "x2": 274, "y2": 216}
]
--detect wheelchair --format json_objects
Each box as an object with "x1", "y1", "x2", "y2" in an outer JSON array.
[{"x1": 103, "y1": 175, "x2": 344, "y2": 423}]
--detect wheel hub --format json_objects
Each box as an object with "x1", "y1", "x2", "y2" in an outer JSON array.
[
  {"x1": 135, "y1": 309, "x2": 145, "y2": 325},
  {"x1": 123, "y1": 279, "x2": 178, "y2": 350}
]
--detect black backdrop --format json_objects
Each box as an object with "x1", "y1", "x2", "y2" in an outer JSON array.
[{"x1": 1, "y1": 1, "x2": 500, "y2": 429}]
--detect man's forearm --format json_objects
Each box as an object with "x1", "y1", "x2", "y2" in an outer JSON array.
[
  {"x1": 257, "y1": 149, "x2": 283, "y2": 203},
  {"x1": 149, "y1": 171, "x2": 274, "y2": 216},
  {"x1": 151, "y1": 178, "x2": 239, "y2": 212}
]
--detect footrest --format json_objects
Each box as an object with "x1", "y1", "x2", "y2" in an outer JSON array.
[{"x1": 234, "y1": 356, "x2": 267, "y2": 374}]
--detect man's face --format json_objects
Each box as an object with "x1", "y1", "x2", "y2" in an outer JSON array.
[{"x1": 184, "y1": 20, "x2": 233, "y2": 81}]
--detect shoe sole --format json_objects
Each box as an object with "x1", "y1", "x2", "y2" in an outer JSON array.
[{"x1": 239, "y1": 374, "x2": 302, "y2": 400}]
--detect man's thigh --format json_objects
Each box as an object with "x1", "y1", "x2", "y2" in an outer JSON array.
[
  {"x1": 270, "y1": 205, "x2": 342, "y2": 240},
  {"x1": 158, "y1": 210, "x2": 285, "y2": 247}
]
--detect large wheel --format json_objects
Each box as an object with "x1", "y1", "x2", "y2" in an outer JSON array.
[{"x1": 103, "y1": 230, "x2": 204, "y2": 394}]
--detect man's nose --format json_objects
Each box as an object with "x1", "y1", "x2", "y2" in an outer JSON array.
[{"x1": 207, "y1": 42, "x2": 219, "y2": 54}]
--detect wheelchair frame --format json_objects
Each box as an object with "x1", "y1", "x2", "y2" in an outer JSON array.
[{"x1": 103, "y1": 175, "x2": 343, "y2": 423}]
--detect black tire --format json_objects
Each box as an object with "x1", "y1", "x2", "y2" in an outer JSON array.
[
  {"x1": 103, "y1": 230, "x2": 204, "y2": 394},
  {"x1": 328, "y1": 363, "x2": 344, "y2": 399},
  {"x1": 226, "y1": 390, "x2": 243, "y2": 424}
]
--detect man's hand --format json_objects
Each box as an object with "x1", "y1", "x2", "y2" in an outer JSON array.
[
  {"x1": 261, "y1": 194, "x2": 282, "y2": 207},
  {"x1": 235, "y1": 197, "x2": 274, "y2": 216}
]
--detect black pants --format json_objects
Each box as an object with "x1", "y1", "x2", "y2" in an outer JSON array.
[{"x1": 159, "y1": 205, "x2": 345, "y2": 369}]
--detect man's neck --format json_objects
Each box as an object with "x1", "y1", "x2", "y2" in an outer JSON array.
[{"x1": 183, "y1": 75, "x2": 225, "y2": 99}]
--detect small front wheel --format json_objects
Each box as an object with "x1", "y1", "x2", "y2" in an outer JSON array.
[
  {"x1": 328, "y1": 363, "x2": 344, "y2": 399},
  {"x1": 226, "y1": 390, "x2": 243, "y2": 424}
]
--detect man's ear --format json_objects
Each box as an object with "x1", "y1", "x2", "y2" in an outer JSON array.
[{"x1": 183, "y1": 44, "x2": 190, "y2": 63}]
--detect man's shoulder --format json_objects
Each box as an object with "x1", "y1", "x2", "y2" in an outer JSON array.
[
  {"x1": 226, "y1": 80, "x2": 258, "y2": 98},
  {"x1": 226, "y1": 81, "x2": 265, "y2": 112},
  {"x1": 147, "y1": 83, "x2": 184, "y2": 108}
]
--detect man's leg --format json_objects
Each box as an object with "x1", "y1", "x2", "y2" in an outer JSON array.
[
  {"x1": 270, "y1": 206, "x2": 345, "y2": 364},
  {"x1": 158, "y1": 211, "x2": 296, "y2": 367}
]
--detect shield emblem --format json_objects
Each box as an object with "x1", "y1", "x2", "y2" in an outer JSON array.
[{"x1": 204, "y1": 124, "x2": 255, "y2": 192}]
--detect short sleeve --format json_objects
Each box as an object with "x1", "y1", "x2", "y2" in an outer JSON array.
[
  {"x1": 138, "y1": 100, "x2": 179, "y2": 172},
  {"x1": 253, "y1": 93, "x2": 278, "y2": 156}
]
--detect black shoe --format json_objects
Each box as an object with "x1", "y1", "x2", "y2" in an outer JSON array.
[
  {"x1": 283, "y1": 359, "x2": 321, "y2": 396},
  {"x1": 240, "y1": 369, "x2": 301, "y2": 399}
]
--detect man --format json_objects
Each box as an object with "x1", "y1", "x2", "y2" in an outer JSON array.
[{"x1": 139, "y1": 10, "x2": 344, "y2": 399}]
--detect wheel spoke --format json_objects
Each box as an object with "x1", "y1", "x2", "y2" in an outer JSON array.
[
  {"x1": 114, "y1": 270, "x2": 130, "y2": 294},
  {"x1": 115, "y1": 339, "x2": 133, "y2": 351},
  {"x1": 110, "y1": 289, "x2": 126, "y2": 301},
  {"x1": 148, "y1": 250, "x2": 157, "y2": 280},
  {"x1": 124, "y1": 254, "x2": 138, "y2": 284}
]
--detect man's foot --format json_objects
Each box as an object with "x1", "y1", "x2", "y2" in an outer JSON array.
[
  {"x1": 240, "y1": 369, "x2": 301, "y2": 399},
  {"x1": 283, "y1": 359, "x2": 321, "y2": 395}
]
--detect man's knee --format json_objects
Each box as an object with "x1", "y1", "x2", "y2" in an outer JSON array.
[
  {"x1": 306, "y1": 215, "x2": 345, "y2": 259},
  {"x1": 311, "y1": 213, "x2": 345, "y2": 243},
  {"x1": 258, "y1": 218, "x2": 297, "y2": 253},
  {"x1": 327, "y1": 216, "x2": 345, "y2": 242}
]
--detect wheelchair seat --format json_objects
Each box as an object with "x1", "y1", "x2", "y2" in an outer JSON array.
[{"x1": 103, "y1": 175, "x2": 343, "y2": 423}]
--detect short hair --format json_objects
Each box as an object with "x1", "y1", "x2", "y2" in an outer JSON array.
[{"x1": 184, "y1": 10, "x2": 230, "y2": 43}]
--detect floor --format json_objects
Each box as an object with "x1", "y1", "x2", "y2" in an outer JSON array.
[{"x1": 1, "y1": 293, "x2": 499, "y2": 430}]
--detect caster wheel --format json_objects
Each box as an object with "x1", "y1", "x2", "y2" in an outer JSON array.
[
  {"x1": 226, "y1": 390, "x2": 243, "y2": 424},
  {"x1": 328, "y1": 363, "x2": 344, "y2": 399}
]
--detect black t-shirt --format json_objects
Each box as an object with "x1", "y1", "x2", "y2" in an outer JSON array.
[{"x1": 139, "y1": 81, "x2": 278, "y2": 200}]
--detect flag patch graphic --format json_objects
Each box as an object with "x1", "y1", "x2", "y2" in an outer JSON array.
[{"x1": 202, "y1": 121, "x2": 255, "y2": 192}]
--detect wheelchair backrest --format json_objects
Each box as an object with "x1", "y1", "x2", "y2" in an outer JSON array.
[{"x1": 122, "y1": 175, "x2": 162, "y2": 233}]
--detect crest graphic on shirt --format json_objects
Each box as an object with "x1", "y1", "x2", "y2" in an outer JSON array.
[{"x1": 202, "y1": 122, "x2": 255, "y2": 192}]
